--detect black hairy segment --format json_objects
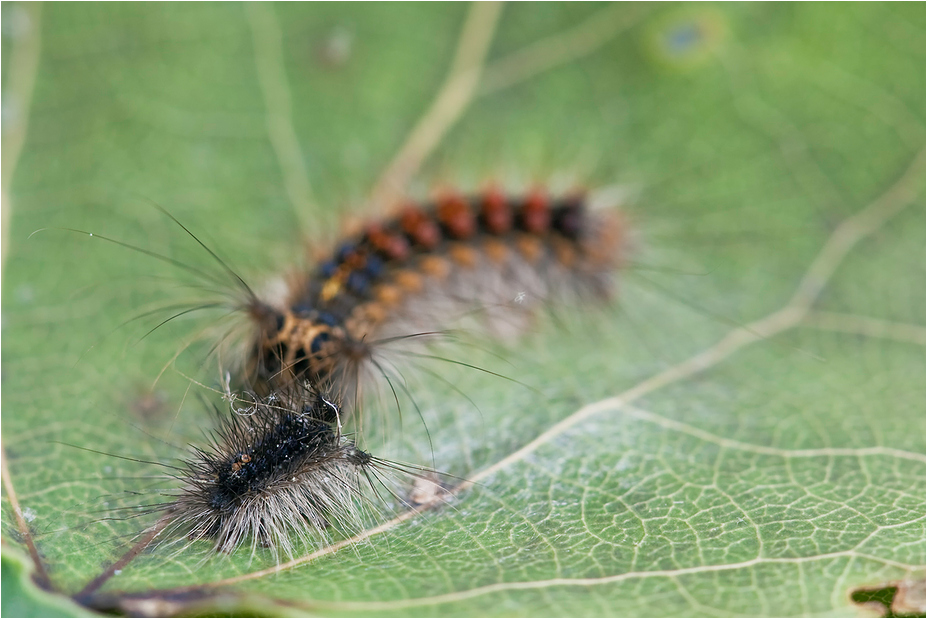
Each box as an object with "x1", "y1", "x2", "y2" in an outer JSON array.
[{"x1": 163, "y1": 386, "x2": 411, "y2": 559}]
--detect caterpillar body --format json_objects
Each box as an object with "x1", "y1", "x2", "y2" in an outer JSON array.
[
  {"x1": 170, "y1": 387, "x2": 376, "y2": 558},
  {"x1": 71, "y1": 384, "x2": 450, "y2": 610},
  {"x1": 96, "y1": 385, "x2": 437, "y2": 566},
  {"x1": 240, "y1": 187, "x2": 627, "y2": 405}
]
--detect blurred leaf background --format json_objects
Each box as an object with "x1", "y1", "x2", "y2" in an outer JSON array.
[{"x1": 2, "y1": 2, "x2": 924, "y2": 616}]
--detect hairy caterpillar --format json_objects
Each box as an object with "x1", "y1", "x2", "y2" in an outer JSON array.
[
  {"x1": 69, "y1": 187, "x2": 627, "y2": 425},
  {"x1": 170, "y1": 385, "x2": 387, "y2": 557},
  {"x1": 73, "y1": 382, "x2": 447, "y2": 605},
  {"x1": 165, "y1": 187, "x2": 627, "y2": 412}
]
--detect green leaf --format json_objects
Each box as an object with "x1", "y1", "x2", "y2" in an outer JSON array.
[
  {"x1": 1, "y1": 547, "x2": 92, "y2": 618},
  {"x1": 2, "y1": 2, "x2": 923, "y2": 616}
]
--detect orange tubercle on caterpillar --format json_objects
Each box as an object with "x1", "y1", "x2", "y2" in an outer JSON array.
[{"x1": 242, "y1": 186, "x2": 630, "y2": 403}]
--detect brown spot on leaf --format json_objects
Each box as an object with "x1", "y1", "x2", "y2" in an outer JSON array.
[
  {"x1": 129, "y1": 388, "x2": 168, "y2": 422},
  {"x1": 850, "y1": 578, "x2": 926, "y2": 617}
]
